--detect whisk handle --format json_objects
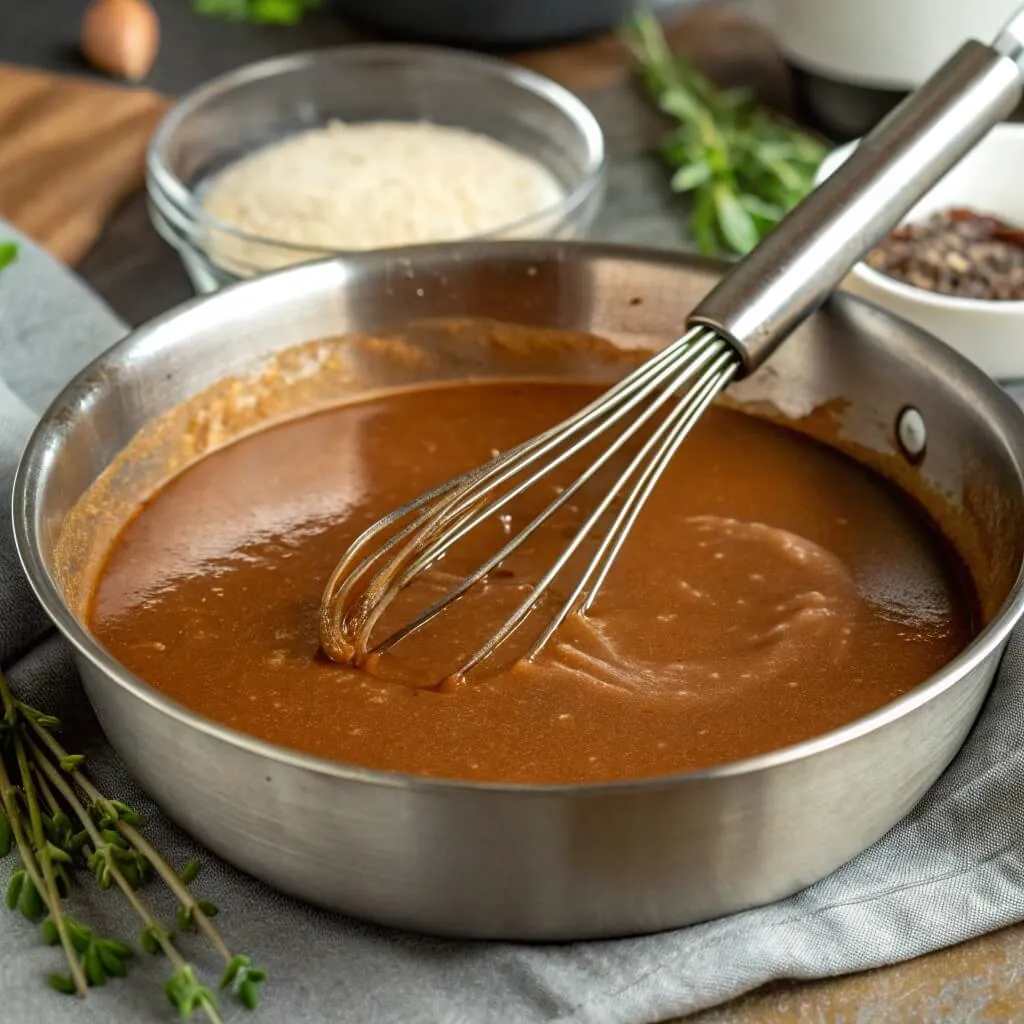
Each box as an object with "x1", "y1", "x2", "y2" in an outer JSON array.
[{"x1": 688, "y1": 21, "x2": 1024, "y2": 376}]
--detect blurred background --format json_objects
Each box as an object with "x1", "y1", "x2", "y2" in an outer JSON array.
[{"x1": 2, "y1": 0, "x2": 1023, "y2": 325}]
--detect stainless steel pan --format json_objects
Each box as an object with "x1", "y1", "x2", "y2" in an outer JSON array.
[{"x1": 13, "y1": 242, "x2": 1024, "y2": 940}]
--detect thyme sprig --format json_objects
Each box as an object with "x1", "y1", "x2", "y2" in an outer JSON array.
[
  {"x1": 623, "y1": 12, "x2": 827, "y2": 256},
  {"x1": 0, "y1": 671, "x2": 266, "y2": 1019}
]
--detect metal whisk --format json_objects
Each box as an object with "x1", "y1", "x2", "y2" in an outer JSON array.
[{"x1": 320, "y1": 8, "x2": 1024, "y2": 677}]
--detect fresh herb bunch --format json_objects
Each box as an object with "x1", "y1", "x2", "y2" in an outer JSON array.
[
  {"x1": 193, "y1": 0, "x2": 323, "y2": 25},
  {"x1": 0, "y1": 242, "x2": 18, "y2": 271},
  {"x1": 0, "y1": 671, "x2": 266, "y2": 1020},
  {"x1": 623, "y1": 13, "x2": 827, "y2": 257}
]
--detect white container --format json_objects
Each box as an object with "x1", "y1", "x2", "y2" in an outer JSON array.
[
  {"x1": 814, "y1": 123, "x2": 1024, "y2": 382},
  {"x1": 748, "y1": 0, "x2": 1021, "y2": 89}
]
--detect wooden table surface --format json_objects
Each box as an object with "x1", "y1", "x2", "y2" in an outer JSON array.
[{"x1": 1, "y1": 2, "x2": 1021, "y2": 1020}]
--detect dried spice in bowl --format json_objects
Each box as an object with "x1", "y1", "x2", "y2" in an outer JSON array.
[{"x1": 866, "y1": 208, "x2": 1024, "y2": 301}]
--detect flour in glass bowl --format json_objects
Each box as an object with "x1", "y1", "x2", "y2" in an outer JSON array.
[{"x1": 199, "y1": 120, "x2": 567, "y2": 274}]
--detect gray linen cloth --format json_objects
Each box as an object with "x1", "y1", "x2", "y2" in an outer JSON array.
[{"x1": 2, "y1": 219, "x2": 1024, "y2": 1024}]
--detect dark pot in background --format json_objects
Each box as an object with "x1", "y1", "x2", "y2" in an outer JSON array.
[
  {"x1": 751, "y1": 0, "x2": 1023, "y2": 138},
  {"x1": 788, "y1": 70, "x2": 906, "y2": 142},
  {"x1": 331, "y1": 0, "x2": 693, "y2": 49}
]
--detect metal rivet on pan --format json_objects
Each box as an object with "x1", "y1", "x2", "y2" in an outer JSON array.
[{"x1": 897, "y1": 406, "x2": 927, "y2": 462}]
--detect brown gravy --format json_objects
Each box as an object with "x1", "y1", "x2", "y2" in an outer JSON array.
[{"x1": 88, "y1": 380, "x2": 977, "y2": 784}]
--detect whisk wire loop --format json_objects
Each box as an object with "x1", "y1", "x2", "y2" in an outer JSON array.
[
  {"x1": 456, "y1": 340, "x2": 739, "y2": 674},
  {"x1": 319, "y1": 331, "x2": 718, "y2": 654},
  {"x1": 369, "y1": 327, "x2": 728, "y2": 658},
  {"x1": 320, "y1": 325, "x2": 742, "y2": 675},
  {"x1": 525, "y1": 347, "x2": 740, "y2": 663}
]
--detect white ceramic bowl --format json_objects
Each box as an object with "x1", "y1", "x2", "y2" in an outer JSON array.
[{"x1": 815, "y1": 122, "x2": 1024, "y2": 382}]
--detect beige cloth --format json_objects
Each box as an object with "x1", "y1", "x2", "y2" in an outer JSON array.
[{"x1": 0, "y1": 63, "x2": 168, "y2": 264}]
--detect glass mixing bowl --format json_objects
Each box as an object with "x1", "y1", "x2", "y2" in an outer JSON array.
[{"x1": 147, "y1": 45, "x2": 606, "y2": 293}]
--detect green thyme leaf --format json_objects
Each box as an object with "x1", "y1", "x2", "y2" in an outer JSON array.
[
  {"x1": 98, "y1": 941, "x2": 130, "y2": 978},
  {"x1": 46, "y1": 840, "x2": 73, "y2": 866},
  {"x1": 47, "y1": 973, "x2": 77, "y2": 995},
  {"x1": 712, "y1": 184, "x2": 759, "y2": 254},
  {"x1": 18, "y1": 874, "x2": 44, "y2": 921},
  {"x1": 26, "y1": 710, "x2": 61, "y2": 730},
  {"x1": 103, "y1": 938, "x2": 134, "y2": 961},
  {"x1": 67, "y1": 918, "x2": 94, "y2": 954},
  {"x1": 221, "y1": 954, "x2": 267, "y2": 1010},
  {"x1": 45, "y1": 806, "x2": 73, "y2": 847},
  {"x1": 140, "y1": 923, "x2": 164, "y2": 956},
  {"x1": 165, "y1": 964, "x2": 219, "y2": 1020},
  {"x1": 219, "y1": 953, "x2": 248, "y2": 989},
  {"x1": 4, "y1": 866, "x2": 25, "y2": 911},
  {"x1": 178, "y1": 859, "x2": 201, "y2": 885},
  {"x1": 59, "y1": 754, "x2": 85, "y2": 773},
  {"x1": 670, "y1": 162, "x2": 711, "y2": 193},
  {"x1": 0, "y1": 242, "x2": 17, "y2": 272},
  {"x1": 84, "y1": 942, "x2": 107, "y2": 986},
  {"x1": 40, "y1": 916, "x2": 60, "y2": 945},
  {"x1": 100, "y1": 828, "x2": 127, "y2": 849},
  {"x1": 109, "y1": 799, "x2": 142, "y2": 825},
  {"x1": 99, "y1": 947, "x2": 127, "y2": 978},
  {"x1": 739, "y1": 194, "x2": 785, "y2": 231},
  {"x1": 238, "y1": 976, "x2": 262, "y2": 1009}
]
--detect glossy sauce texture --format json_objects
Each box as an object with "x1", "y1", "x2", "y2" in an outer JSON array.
[{"x1": 89, "y1": 382, "x2": 977, "y2": 783}]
